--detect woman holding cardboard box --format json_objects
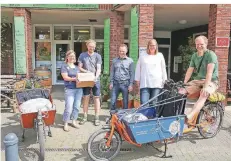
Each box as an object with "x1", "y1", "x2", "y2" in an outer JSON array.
[{"x1": 61, "y1": 50, "x2": 83, "y2": 132}]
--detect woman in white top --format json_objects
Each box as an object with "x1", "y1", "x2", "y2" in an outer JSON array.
[{"x1": 135, "y1": 39, "x2": 167, "y2": 106}]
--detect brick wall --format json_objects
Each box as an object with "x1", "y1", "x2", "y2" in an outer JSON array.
[
  {"x1": 208, "y1": 4, "x2": 231, "y2": 94},
  {"x1": 14, "y1": 9, "x2": 32, "y2": 78},
  {"x1": 1, "y1": 23, "x2": 14, "y2": 75},
  {"x1": 138, "y1": 4, "x2": 154, "y2": 48},
  {"x1": 99, "y1": 4, "x2": 113, "y2": 10},
  {"x1": 109, "y1": 11, "x2": 124, "y2": 64}
]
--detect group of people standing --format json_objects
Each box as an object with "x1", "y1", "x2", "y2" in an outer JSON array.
[
  {"x1": 61, "y1": 35, "x2": 219, "y2": 133},
  {"x1": 60, "y1": 38, "x2": 167, "y2": 131}
]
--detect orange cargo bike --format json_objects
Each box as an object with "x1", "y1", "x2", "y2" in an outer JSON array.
[{"x1": 16, "y1": 88, "x2": 56, "y2": 161}]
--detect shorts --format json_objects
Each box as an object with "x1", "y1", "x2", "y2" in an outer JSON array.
[
  {"x1": 186, "y1": 80, "x2": 218, "y2": 95},
  {"x1": 83, "y1": 81, "x2": 100, "y2": 97}
]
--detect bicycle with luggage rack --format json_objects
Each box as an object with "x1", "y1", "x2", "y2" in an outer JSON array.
[
  {"x1": 1, "y1": 75, "x2": 26, "y2": 112},
  {"x1": 87, "y1": 79, "x2": 225, "y2": 161},
  {"x1": 15, "y1": 76, "x2": 56, "y2": 161}
]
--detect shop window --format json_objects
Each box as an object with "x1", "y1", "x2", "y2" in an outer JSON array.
[
  {"x1": 124, "y1": 43, "x2": 129, "y2": 56},
  {"x1": 95, "y1": 28, "x2": 104, "y2": 39},
  {"x1": 74, "y1": 27, "x2": 90, "y2": 42},
  {"x1": 34, "y1": 42, "x2": 52, "y2": 69},
  {"x1": 124, "y1": 28, "x2": 129, "y2": 40},
  {"x1": 95, "y1": 42, "x2": 104, "y2": 71},
  {"x1": 54, "y1": 26, "x2": 71, "y2": 40},
  {"x1": 35, "y1": 26, "x2": 50, "y2": 40}
]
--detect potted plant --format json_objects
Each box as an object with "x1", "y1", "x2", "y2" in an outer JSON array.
[
  {"x1": 100, "y1": 72, "x2": 110, "y2": 102},
  {"x1": 178, "y1": 36, "x2": 196, "y2": 80},
  {"x1": 133, "y1": 94, "x2": 140, "y2": 108},
  {"x1": 128, "y1": 94, "x2": 134, "y2": 109},
  {"x1": 178, "y1": 37, "x2": 199, "y2": 99},
  {"x1": 116, "y1": 93, "x2": 123, "y2": 108}
]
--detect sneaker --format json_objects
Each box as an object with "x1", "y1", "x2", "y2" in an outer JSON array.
[
  {"x1": 72, "y1": 120, "x2": 80, "y2": 128},
  {"x1": 79, "y1": 117, "x2": 87, "y2": 125},
  {"x1": 94, "y1": 116, "x2": 100, "y2": 126},
  {"x1": 94, "y1": 119, "x2": 100, "y2": 126}
]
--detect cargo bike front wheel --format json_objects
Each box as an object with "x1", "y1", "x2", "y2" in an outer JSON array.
[
  {"x1": 36, "y1": 109, "x2": 46, "y2": 161},
  {"x1": 87, "y1": 129, "x2": 122, "y2": 161}
]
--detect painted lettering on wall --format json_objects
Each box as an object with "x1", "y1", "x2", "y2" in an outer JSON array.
[
  {"x1": 104, "y1": 18, "x2": 110, "y2": 73},
  {"x1": 14, "y1": 16, "x2": 26, "y2": 74},
  {"x1": 130, "y1": 6, "x2": 138, "y2": 64},
  {"x1": 1, "y1": 4, "x2": 99, "y2": 9}
]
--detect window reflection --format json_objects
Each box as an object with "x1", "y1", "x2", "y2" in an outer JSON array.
[
  {"x1": 35, "y1": 26, "x2": 50, "y2": 40},
  {"x1": 54, "y1": 26, "x2": 71, "y2": 40}
]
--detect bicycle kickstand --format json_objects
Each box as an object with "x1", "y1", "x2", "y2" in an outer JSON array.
[
  {"x1": 161, "y1": 139, "x2": 172, "y2": 158},
  {"x1": 48, "y1": 126, "x2": 52, "y2": 137}
]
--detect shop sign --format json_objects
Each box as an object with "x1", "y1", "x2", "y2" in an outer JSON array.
[
  {"x1": 130, "y1": 6, "x2": 138, "y2": 64},
  {"x1": 103, "y1": 18, "x2": 110, "y2": 73},
  {"x1": 1, "y1": 4, "x2": 99, "y2": 9},
  {"x1": 216, "y1": 37, "x2": 230, "y2": 47},
  {"x1": 14, "y1": 16, "x2": 26, "y2": 74}
]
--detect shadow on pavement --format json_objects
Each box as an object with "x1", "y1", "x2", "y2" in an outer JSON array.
[
  {"x1": 1, "y1": 113, "x2": 41, "y2": 160},
  {"x1": 74, "y1": 141, "x2": 167, "y2": 161},
  {"x1": 221, "y1": 125, "x2": 231, "y2": 136}
]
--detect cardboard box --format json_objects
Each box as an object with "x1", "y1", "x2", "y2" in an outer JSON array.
[{"x1": 76, "y1": 73, "x2": 95, "y2": 88}]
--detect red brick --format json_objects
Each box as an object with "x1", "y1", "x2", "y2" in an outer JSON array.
[
  {"x1": 208, "y1": 4, "x2": 231, "y2": 95},
  {"x1": 138, "y1": 4, "x2": 154, "y2": 48},
  {"x1": 109, "y1": 11, "x2": 124, "y2": 65}
]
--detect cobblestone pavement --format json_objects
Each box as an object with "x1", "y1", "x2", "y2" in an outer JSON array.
[{"x1": 1, "y1": 98, "x2": 231, "y2": 161}]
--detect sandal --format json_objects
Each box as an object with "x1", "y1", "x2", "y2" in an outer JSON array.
[
  {"x1": 63, "y1": 123, "x2": 70, "y2": 132},
  {"x1": 183, "y1": 117, "x2": 196, "y2": 134}
]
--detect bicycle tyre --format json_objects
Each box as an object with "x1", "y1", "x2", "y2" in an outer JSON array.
[
  {"x1": 38, "y1": 123, "x2": 45, "y2": 161},
  {"x1": 87, "y1": 128, "x2": 122, "y2": 161},
  {"x1": 197, "y1": 103, "x2": 223, "y2": 139}
]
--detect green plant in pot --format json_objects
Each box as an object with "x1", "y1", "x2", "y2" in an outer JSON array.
[
  {"x1": 133, "y1": 94, "x2": 140, "y2": 108},
  {"x1": 178, "y1": 36, "x2": 197, "y2": 80},
  {"x1": 128, "y1": 93, "x2": 134, "y2": 109},
  {"x1": 116, "y1": 93, "x2": 123, "y2": 108},
  {"x1": 100, "y1": 71, "x2": 110, "y2": 102}
]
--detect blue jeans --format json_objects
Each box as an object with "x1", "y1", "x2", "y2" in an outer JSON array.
[
  {"x1": 140, "y1": 88, "x2": 161, "y2": 107},
  {"x1": 63, "y1": 88, "x2": 83, "y2": 122},
  {"x1": 111, "y1": 81, "x2": 129, "y2": 110}
]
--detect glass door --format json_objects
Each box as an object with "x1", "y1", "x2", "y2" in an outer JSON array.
[
  {"x1": 159, "y1": 46, "x2": 170, "y2": 78},
  {"x1": 54, "y1": 43, "x2": 70, "y2": 84}
]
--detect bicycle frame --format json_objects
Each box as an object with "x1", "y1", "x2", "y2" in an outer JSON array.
[
  {"x1": 105, "y1": 114, "x2": 141, "y2": 147},
  {"x1": 35, "y1": 109, "x2": 45, "y2": 142}
]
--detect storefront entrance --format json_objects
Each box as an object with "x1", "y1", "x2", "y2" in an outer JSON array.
[{"x1": 53, "y1": 42, "x2": 71, "y2": 84}]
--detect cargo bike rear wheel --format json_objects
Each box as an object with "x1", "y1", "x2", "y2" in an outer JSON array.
[
  {"x1": 197, "y1": 102, "x2": 223, "y2": 139},
  {"x1": 87, "y1": 129, "x2": 122, "y2": 161}
]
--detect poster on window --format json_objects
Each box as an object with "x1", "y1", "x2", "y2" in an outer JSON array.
[{"x1": 35, "y1": 42, "x2": 51, "y2": 61}]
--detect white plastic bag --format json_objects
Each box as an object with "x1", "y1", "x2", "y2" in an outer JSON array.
[
  {"x1": 20, "y1": 98, "x2": 53, "y2": 114},
  {"x1": 123, "y1": 113, "x2": 148, "y2": 123}
]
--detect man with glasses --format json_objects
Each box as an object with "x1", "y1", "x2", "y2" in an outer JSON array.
[
  {"x1": 179, "y1": 35, "x2": 219, "y2": 133},
  {"x1": 78, "y1": 39, "x2": 102, "y2": 126}
]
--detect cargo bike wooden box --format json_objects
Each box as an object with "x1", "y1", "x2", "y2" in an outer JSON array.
[
  {"x1": 16, "y1": 88, "x2": 56, "y2": 161},
  {"x1": 87, "y1": 80, "x2": 224, "y2": 161}
]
